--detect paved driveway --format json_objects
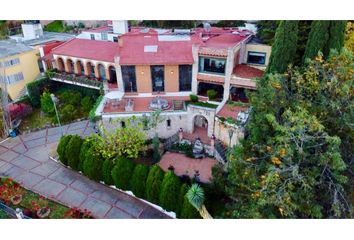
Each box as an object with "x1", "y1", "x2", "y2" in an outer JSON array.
[{"x1": 0, "y1": 120, "x2": 170, "y2": 219}]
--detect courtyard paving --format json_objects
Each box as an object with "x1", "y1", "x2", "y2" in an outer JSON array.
[
  {"x1": 159, "y1": 152, "x2": 218, "y2": 183},
  {"x1": 0, "y1": 120, "x2": 170, "y2": 219}
]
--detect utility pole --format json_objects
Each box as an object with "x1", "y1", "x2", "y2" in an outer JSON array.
[{"x1": 50, "y1": 93, "x2": 63, "y2": 136}]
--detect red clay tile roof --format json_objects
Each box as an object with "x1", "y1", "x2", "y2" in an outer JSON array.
[
  {"x1": 217, "y1": 103, "x2": 248, "y2": 120},
  {"x1": 198, "y1": 47, "x2": 228, "y2": 57},
  {"x1": 197, "y1": 73, "x2": 225, "y2": 84},
  {"x1": 43, "y1": 41, "x2": 65, "y2": 55},
  {"x1": 52, "y1": 38, "x2": 119, "y2": 62},
  {"x1": 119, "y1": 34, "x2": 194, "y2": 65},
  {"x1": 233, "y1": 64, "x2": 264, "y2": 79}
]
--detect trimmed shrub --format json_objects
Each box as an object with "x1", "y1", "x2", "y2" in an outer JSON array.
[
  {"x1": 58, "y1": 90, "x2": 82, "y2": 106},
  {"x1": 145, "y1": 165, "x2": 165, "y2": 204},
  {"x1": 159, "y1": 171, "x2": 181, "y2": 213},
  {"x1": 102, "y1": 158, "x2": 114, "y2": 185},
  {"x1": 65, "y1": 135, "x2": 83, "y2": 170},
  {"x1": 180, "y1": 195, "x2": 201, "y2": 219},
  {"x1": 177, "y1": 183, "x2": 189, "y2": 217},
  {"x1": 207, "y1": 89, "x2": 217, "y2": 100},
  {"x1": 79, "y1": 139, "x2": 93, "y2": 172},
  {"x1": 82, "y1": 147, "x2": 103, "y2": 181},
  {"x1": 57, "y1": 135, "x2": 72, "y2": 165},
  {"x1": 61, "y1": 104, "x2": 77, "y2": 123},
  {"x1": 189, "y1": 94, "x2": 198, "y2": 102},
  {"x1": 130, "y1": 164, "x2": 149, "y2": 198},
  {"x1": 27, "y1": 77, "x2": 51, "y2": 108},
  {"x1": 111, "y1": 157, "x2": 135, "y2": 190},
  {"x1": 81, "y1": 96, "x2": 94, "y2": 114},
  {"x1": 40, "y1": 90, "x2": 55, "y2": 115}
]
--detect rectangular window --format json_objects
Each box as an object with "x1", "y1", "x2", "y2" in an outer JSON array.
[
  {"x1": 101, "y1": 32, "x2": 108, "y2": 41},
  {"x1": 247, "y1": 51, "x2": 266, "y2": 65},
  {"x1": 3, "y1": 72, "x2": 24, "y2": 85},
  {"x1": 113, "y1": 36, "x2": 118, "y2": 42},
  {"x1": 1, "y1": 58, "x2": 20, "y2": 68},
  {"x1": 199, "y1": 57, "x2": 226, "y2": 75},
  {"x1": 179, "y1": 65, "x2": 192, "y2": 91},
  {"x1": 121, "y1": 66, "x2": 137, "y2": 92},
  {"x1": 166, "y1": 119, "x2": 171, "y2": 128},
  {"x1": 151, "y1": 65, "x2": 165, "y2": 92},
  {"x1": 90, "y1": 34, "x2": 95, "y2": 40}
]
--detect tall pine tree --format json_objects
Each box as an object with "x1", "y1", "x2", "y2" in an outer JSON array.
[{"x1": 266, "y1": 21, "x2": 299, "y2": 74}]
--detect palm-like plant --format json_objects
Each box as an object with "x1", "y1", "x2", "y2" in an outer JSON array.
[{"x1": 186, "y1": 184, "x2": 213, "y2": 219}]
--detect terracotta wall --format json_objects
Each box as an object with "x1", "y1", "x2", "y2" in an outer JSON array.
[
  {"x1": 164, "y1": 65, "x2": 179, "y2": 92},
  {"x1": 135, "y1": 65, "x2": 152, "y2": 93}
]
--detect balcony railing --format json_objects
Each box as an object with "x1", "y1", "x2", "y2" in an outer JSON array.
[{"x1": 51, "y1": 72, "x2": 103, "y2": 90}]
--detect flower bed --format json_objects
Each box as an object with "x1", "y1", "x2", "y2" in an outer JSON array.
[{"x1": 0, "y1": 177, "x2": 92, "y2": 219}]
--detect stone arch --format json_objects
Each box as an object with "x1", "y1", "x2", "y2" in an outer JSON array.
[
  {"x1": 97, "y1": 63, "x2": 107, "y2": 80},
  {"x1": 66, "y1": 58, "x2": 75, "y2": 73},
  {"x1": 108, "y1": 65, "x2": 117, "y2": 83},
  {"x1": 76, "y1": 60, "x2": 85, "y2": 75},
  {"x1": 187, "y1": 109, "x2": 215, "y2": 137},
  {"x1": 86, "y1": 62, "x2": 95, "y2": 78},
  {"x1": 57, "y1": 57, "x2": 65, "y2": 72}
]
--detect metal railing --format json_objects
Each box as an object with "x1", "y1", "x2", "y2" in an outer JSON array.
[
  {"x1": 52, "y1": 72, "x2": 103, "y2": 89},
  {"x1": 0, "y1": 201, "x2": 31, "y2": 219}
]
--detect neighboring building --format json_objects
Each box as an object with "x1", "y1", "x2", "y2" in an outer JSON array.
[
  {"x1": 0, "y1": 41, "x2": 40, "y2": 100},
  {"x1": 0, "y1": 21, "x2": 74, "y2": 101},
  {"x1": 41, "y1": 24, "x2": 271, "y2": 164}
]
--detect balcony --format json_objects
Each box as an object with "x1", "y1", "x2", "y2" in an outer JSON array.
[
  {"x1": 230, "y1": 64, "x2": 264, "y2": 90},
  {"x1": 51, "y1": 72, "x2": 103, "y2": 90}
]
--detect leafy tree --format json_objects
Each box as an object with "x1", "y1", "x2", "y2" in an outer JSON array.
[
  {"x1": 27, "y1": 77, "x2": 51, "y2": 108},
  {"x1": 225, "y1": 50, "x2": 353, "y2": 218},
  {"x1": 187, "y1": 184, "x2": 212, "y2": 219},
  {"x1": 102, "y1": 158, "x2": 115, "y2": 185},
  {"x1": 93, "y1": 117, "x2": 146, "y2": 159},
  {"x1": 111, "y1": 157, "x2": 135, "y2": 190},
  {"x1": 145, "y1": 165, "x2": 165, "y2": 204},
  {"x1": 82, "y1": 147, "x2": 103, "y2": 181},
  {"x1": 65, "y1": 135, "x2": 83, "y2": 170},
  {"x1": 58, "y1": 90, "x2": 82, "y2": 106},
  {"x1": 159, "y1": 171, "x2": 181, "y2": 213},
  {"x1": 81, "y1": 96, "x2": 94, "y2": 114},
  {"x1": 60, "y1": 104, "x2": 77, "y2": 123},
  {"x1": 344, "y1": 21, "x2": 354, "y2": 52},
  {"x1": 213, "y1": 20, "x2": 245, "y2": 27},
  {"x1": 40, "y1": 90, "x2": 55, "y2": 115},
  {"x1": 57, "y1": 135, "x2": 72, "y2": 165},
  {"x1": 266, "y1": 21, "x2": 299, "y2": 74},
  {"x1": 256, "y1": 21, "x2": 279, "y2": 45},
  {"x1": 130, "y1": 164, "x2": 149, "y2": 198}
]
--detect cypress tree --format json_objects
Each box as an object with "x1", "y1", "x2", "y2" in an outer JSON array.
[
  {"x1": 325, "y1": 21, "x2": 347, "y2": 57},
  {"x1": 66, "y1": 135, "x2": 83, "y2": 170},
  {"x1": 266, "y1": 21, "x2": 299, "y2": 74},
  {"x1": 145, "y1": 165, "x2": 165, "y2": 204},
  {"x1": 57, "y1": 135, "x2": 72, "y2": 165},
  {"x1": 159, "y1": 171, "x2": 181, "y2": 213},
  {"x1": 303, "y1": 21, "x2": 330, "y2": 62},
  {"x1": 130, "y1": 164, "x2": 149, "y2": 198}
]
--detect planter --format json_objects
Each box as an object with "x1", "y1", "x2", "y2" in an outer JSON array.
[
  {"x1": 10, "y1": 194, "x2": 22, "y2": 205},
  {"x1": 36, "y1": 207, "x2": 51, "y2": 218}
]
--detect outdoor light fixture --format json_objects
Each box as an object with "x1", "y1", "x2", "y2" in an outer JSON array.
[
  {"x1": 170, "y1": 70, "x2": 174, "y2": 74},
  {"x1": 141, "y1": 70, "x2": 144, "y2": 75}
]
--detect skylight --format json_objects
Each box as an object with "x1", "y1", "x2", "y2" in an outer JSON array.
[{"x1": 144, "y1": 45, "x2": 158, "y2": 52}]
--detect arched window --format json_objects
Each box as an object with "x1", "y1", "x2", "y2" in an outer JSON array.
[{"x1": 98, "y1": 64, "x2": 106, "y2": 80}]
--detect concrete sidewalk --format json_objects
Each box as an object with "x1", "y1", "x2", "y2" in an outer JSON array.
[{"x1": 0, "y1": 120, "x2": 170, "y2": 219}]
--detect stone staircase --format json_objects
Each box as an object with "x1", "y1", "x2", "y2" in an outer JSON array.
[{"x1": 215, "y1": 140, "x2": 228, "y2": 164}]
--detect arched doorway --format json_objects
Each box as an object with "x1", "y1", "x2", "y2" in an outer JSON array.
[
  {"x1": 57, "y1": 58, "x2": 65, "y2": 72},
  {"x1": 109, "y1": 66, "x2": 117, "y2": 84},
  {"x1": 192, "y1": 115, "x2": 209, "y2": 143},
  {"x1": 76, "y1": 60, "x2": 85, "y2": 75},
  {"x1": 98, "y1": 64, "x2": 106, "y2": 80},
  {"x1": 67, "y1": 59, "x2": 75, "y2": 73},
  {"x1": 86, "y1": 62, "x2": 95, "y2": 78}
]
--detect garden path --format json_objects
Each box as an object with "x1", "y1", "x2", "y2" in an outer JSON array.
[{"x1": 0, "y1": 120, "x2": 171, "y2": 219}]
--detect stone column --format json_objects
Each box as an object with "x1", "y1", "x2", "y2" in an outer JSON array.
[
  {"x1": 178, "y1": 127, "x2": 183, "y2": 142},
  {"x1": 115, "y1": 56, "x2": 124, "y2": 92},
  {"x1": 210, "y1": 133, "x2": 216, "y2": 156},
  {"x1": 191, "y1": 44, "x2": 199, "y2": 94}
]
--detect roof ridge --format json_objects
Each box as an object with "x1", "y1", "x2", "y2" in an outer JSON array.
[{"x1": 51, "y1": 37, "x2": 76, "y2": 52}]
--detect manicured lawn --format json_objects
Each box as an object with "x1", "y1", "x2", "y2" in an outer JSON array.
[
  {"x1": 19, "y1": 108, "x2": 53, "y2": 132},
  {"x1": 44, "y1": 20, "x2": 65, "y2": 32},
  {"x1": 185, "y1": 101, "x2": 218, "y2": 109}
]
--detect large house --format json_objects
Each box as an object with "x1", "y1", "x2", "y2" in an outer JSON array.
[{"x1": 41, "y1": 21, "x2": 271, "y2": 163}]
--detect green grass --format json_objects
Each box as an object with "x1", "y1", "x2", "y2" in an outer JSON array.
[
  {"x1": 44, "y1": 20, "x2": 65, "y2": 32},
  {"x1": 19, "y1": 108, "x2": 53, "y2": 132},
  {"x1": 186, "y1": 101, "x2": 218, "y2": 109}
]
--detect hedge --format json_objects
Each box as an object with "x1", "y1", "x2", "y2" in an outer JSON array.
[
  {"x1": 26, "y1": 77, "x2": 51, "y2": 108},
  {"x1": 111, "y1": 157, "x2": 135, "y2": 191},
  {"x1": 102, "y1": 158, "x2": 114, "y2": 185},
  {"x1": 159, "y1": 171, "x2": 181, "y2": 213},
  {"x1": 129, "y1": 164, "x2": 149, "y2": 198},
  {"x1": 78, "y1": 139, "x2": 93, "y2": 172},
  {"x1": 82, "y1": 147, "x2": 102, "y2": 181},
  {"x1": 89, "y1": 95, "x2": 103, "y2": 121},
  {"x1": 57, "y1": 135, "x2": 72, "y2": 165},
  {"x1": 65, "y1": 135, "x2": 83, "y2": 170},
  {"x1": 145, "y1": 165, "x2": 165, "y2": 204}
]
